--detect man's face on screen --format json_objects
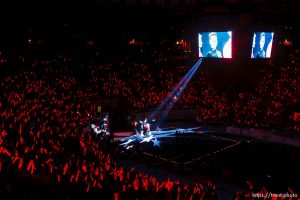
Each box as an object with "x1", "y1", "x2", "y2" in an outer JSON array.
[
  {"x1": 209, "y1": 34, "x2": 218, "y2": 50},
  {"x1": 260, "y1": 35, "x2": 265, "y2": 50}
]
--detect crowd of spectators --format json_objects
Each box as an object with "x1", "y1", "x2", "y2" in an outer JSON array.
[
  {"x1": 0, "y1": 36, "x2": 299, "y2": 198},
  {"x1": 87, "y1": 44, "x2": 300, "y2": 135},
  {"x1": 0, "y1": 63, "x2": 219, "y2": 199}
]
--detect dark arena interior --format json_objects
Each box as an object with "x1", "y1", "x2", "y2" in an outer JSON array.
[{"x1": 1, "y1": 1, "x2": 300, "y2": 200}]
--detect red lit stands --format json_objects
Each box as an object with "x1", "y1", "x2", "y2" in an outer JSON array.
[{"x1": 0, "y1": 41, "x2": 300, "y2": 199}]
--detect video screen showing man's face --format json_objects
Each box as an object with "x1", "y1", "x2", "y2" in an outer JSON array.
[
  {"x1": 198, "y1": 31, "x2": 232, "y2": 59},
  {"x1": 250, "y1": 32, "x2": 274, "y2": 59}
]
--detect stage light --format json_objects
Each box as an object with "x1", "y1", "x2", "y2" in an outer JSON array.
[{"x1": 283, "y1": 39, "x2": 292, "y2": 46}]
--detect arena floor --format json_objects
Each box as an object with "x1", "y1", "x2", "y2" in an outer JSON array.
[{"x1": 115, "y1": 122, "x2": 300, "y2": 196}]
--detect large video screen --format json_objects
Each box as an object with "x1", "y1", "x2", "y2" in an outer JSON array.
[
  {"x1": 251, "y1": 32, "x2": 274, "y2": 59},
  {"x1": 198, "y1": 31, "x2": 232, "y2": 58}
]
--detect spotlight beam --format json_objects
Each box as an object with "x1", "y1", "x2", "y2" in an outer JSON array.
[
  {"x1": 153, "y1": 58, "x2": 203, "y2": 126},
  {"x1": 148, "y1": 58, "x2": 203, "y2": 122},
  {"x1": 157, "y1": 62, "x2": 200, "y2": 125},
  {"x1": 149, "y1": 59, "x2": 201, "y2": 120}
]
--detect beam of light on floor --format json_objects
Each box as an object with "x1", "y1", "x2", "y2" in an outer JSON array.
[{"x1": 118, "y1": 126, "x2": 211, "y2": 149}]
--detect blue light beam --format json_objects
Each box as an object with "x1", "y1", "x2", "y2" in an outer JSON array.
[
  {"x1": 148, "y1": 58, "x2": 203, "y2": 121},
  {"x1": 156, "y1": 58, "x2": 203, "y2": 126}
]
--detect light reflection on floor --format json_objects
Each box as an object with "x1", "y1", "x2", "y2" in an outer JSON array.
[{"x1": 118, "y1": 127, "x2": 212, "y2": 149}]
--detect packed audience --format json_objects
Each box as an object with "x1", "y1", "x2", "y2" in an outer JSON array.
[
  {"x1": 0, "y1": 37, "x2": 300, "y2": 199},
  {"x1": 0, "y1": 64, "x2": 219, "y2": 199},
  {"x1": 88, "y1": 45, "x2": 300, "y2": 134}
]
